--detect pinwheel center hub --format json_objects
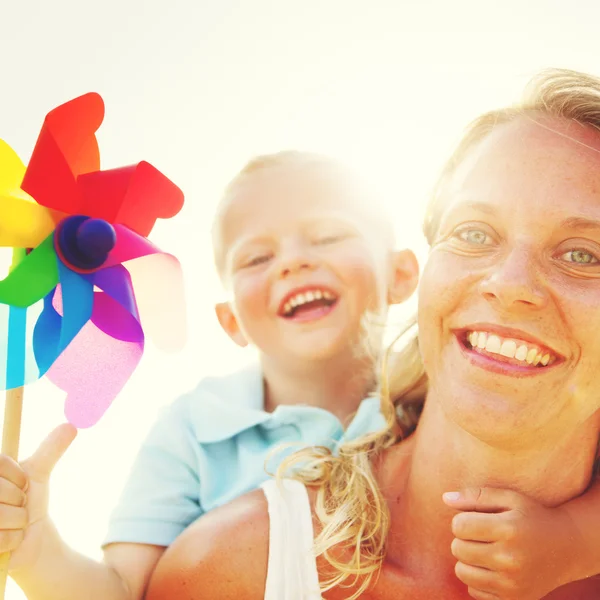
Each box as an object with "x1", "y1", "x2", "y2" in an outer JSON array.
[{"x1": 56, "y1": 215, "x2": 117, "y2": 271}]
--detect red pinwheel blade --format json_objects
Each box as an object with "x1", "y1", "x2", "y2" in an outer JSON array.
[
  {"x1": 21, "y1": 93, "x2": 104, "y2": 214},
  {"x1": 77, "y1": 161, "x2": 184, "y2": 237}
]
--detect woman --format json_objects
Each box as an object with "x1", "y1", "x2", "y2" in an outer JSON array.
[{"x1": 146, "y1": 69, "x2": 600, "y2": 599}]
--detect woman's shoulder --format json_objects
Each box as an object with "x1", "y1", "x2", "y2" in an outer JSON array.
[{"x1": 146, "y1": 488, "x2": 270, "y2": 600}]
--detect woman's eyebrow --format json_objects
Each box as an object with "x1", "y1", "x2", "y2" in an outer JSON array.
[
  {"x1": 440, "y1": 199, "x2": 498, "y2": 223},
  {"x1": 559, "y1": 216, "x2": 600, "y2": 231}
]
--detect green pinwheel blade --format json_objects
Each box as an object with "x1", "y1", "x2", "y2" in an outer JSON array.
[{"x1": 0, "y1": 236, "x2": 58, "y2": 307}]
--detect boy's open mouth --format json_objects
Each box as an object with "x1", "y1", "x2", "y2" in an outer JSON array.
[{"x1": 279, "y1": 288, "x2": 339, "y2": 320}]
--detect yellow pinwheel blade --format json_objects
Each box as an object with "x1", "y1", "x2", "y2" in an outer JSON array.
[{"x1": 0, "y1": 139, "x2": 57, "y2": 248}]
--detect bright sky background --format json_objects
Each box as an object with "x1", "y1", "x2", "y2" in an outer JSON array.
[{"x1": 1, "y1": 0, "x2": 600, "y2": 597}]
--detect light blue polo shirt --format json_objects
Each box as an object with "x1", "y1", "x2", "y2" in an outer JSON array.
[{"x1": 103, "y1": 364, "x2": 384, "y2": 547}]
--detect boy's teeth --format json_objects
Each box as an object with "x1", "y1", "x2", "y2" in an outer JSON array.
[
  {"x1": 282, "y1": 288, "x2": 338, "y2": 315},
  {"x1": 485, "y1": 335, "x2": 502, "y2": 353},
  {"x1": 466, "y1": 330, "x2": 556, "y2": 367}
]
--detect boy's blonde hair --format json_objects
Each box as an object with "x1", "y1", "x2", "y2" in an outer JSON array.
[
  {"x1": 279, "y1": 68, "x2": 600, "y2": 599},
  {"x1": 211, "y1": 150, "x2": 396, "y2": 280}
]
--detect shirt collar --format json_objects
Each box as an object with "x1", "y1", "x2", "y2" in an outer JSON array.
[{"x1": 188, "y1": 363, "x2": 384, "y2": 443}]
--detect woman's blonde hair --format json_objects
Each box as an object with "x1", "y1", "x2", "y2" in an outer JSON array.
[{"x1": 278, "y1": 68, "x2": 600, "y2": 599}]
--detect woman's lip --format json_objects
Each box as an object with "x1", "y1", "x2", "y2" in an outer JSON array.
[
  {"x1": 455, "y1": 335, "x2": 561, "y2": 377},
  {"x1": 455, "y1": 323, "x2": 564, "y2": 360}
]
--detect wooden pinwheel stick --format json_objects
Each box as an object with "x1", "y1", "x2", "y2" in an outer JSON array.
[
  {"x1": 2, "y1": 386, "x2": 23, "y2": 459},
  {"x1": 0, "y1": 385, "x2": 24, "y2": 597}
]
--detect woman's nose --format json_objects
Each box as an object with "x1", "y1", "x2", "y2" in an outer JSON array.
[{"x1": 478, "y1": 249, "x2": 548, "y2": 311}]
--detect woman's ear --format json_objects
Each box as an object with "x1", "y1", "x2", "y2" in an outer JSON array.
[
  {"x1": 215, "y1": 302, "x2": 249, "y2": 347},
  {"x1": 388, "y1": 249, "x2": 419, "y2": 305}
]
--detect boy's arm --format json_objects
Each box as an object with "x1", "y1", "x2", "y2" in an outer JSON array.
[
  {"x1": 443, "y1": 484, "x2": 600, "y2": 600},
  {"x1": 10, "y1": 395, "x2": 203, "y2": 600},
  {"x1": 12, "y1": 519, "x2": 164, "y2": 600}
]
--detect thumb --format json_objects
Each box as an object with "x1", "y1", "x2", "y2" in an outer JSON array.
[
  {"x1": 442, "y1": 487, "x2": 524, "y2": 513},
  {"x1": 22, "y1": 423, "x2": 78, "y2": 482}
]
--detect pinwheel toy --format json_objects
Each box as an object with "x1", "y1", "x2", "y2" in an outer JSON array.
[{"x1": 0, "y1": 93, "x2": 186, "y2": 595}]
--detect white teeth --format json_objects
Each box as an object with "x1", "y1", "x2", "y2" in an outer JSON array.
[
  {"x1": 515, "y1": 345, "x2": 528, "y2": 361},
  {"x1": 485, "y1": 335, "x2": 502, "y2": 353},
  {"x1": 283, "y1": 288, "x2": 337, "y2": 315},
  {"x1": 500, "y1": 340, "x2": 517, "y2": 358},
  {"x1": 477, "y1": 332, "x2": 487, "y2": 349},
  {"x1": 466, "y1": 330, "x2": 556, "y2": 368}
]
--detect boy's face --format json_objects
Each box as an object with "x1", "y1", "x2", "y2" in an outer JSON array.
[{"x1": 215, "y1": 165, "x2": 417, "y2": 365}]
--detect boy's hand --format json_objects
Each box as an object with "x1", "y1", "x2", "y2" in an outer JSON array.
[
  {"x1": 443, "y1": 487, "x2": 582, "y2": 600},
  {"x1": 0, "y1": 424, "x2": 76, "y2": 570}
]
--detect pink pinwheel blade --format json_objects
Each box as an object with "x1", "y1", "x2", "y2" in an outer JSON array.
[{"x1": 47, "y1": 295, "x2": 144, "y2": 428}]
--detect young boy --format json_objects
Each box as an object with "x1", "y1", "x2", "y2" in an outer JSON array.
[{"x1": 0, "y1": 151, "x2": 419, "y2": 599}]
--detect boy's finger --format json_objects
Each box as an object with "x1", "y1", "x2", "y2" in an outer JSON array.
[
  {"x1": 443, "y1": 487, "x2": 524, "y2": 513},
  {"x1": 455, "y1": 561, "x2": 498, "y2": 592},
  {"x1": 22, "y1": 423, "x2": 77, "y2": 483},
  {"x1": 0, "y1": 455, "x2": 27, "y2": 490},
  {"x1": 452, "y1": 511, "x2": 506, "y2": 542},
  {"x1": 467, "y1": 587, "x2": 501, "y2": 600},
  {"x1": 451, "y1": 538, "x2": 497, "y2": 570}
]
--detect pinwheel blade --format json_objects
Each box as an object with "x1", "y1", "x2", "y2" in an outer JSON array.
[
  {"x1": 0, "y1": 237, "x2": 59, "y2": 308},
  {"x1": 32, "y1": 262, "x2": 94, "y2": 376},
  {"x1": 77, "y1": 161, "x2": 184, "y2": 237},
  {"x1": 21, "y1": 93, "x2": 103, "y2": 215},
  {"x1": 46, "y1": 292, "x2": 144, "y2": 428}
]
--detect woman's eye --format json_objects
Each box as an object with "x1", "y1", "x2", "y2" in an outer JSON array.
[
  {"x1": 455, "y1": 228, "x2": 493, "y2": 246},
  {"x1": 560, "y1": 249, "x2": 599, "y2": 265}
]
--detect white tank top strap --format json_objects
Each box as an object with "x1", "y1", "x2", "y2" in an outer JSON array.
[{"x1": 260, "y1": 478, "x2": 322, "y2": 599}]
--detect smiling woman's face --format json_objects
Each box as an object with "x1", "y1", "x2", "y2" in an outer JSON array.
[{"x1": 418, "y1": 116, "x2": 600, "y2": 447}]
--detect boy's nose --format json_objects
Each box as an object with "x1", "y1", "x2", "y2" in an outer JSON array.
[{"x1": 280, "y1": 256, "x2": 315, "y2": 277}]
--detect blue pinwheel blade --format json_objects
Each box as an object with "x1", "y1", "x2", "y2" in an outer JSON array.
[{"x1": 33, "y1": 261, "x2": 94, "y2": 377}]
